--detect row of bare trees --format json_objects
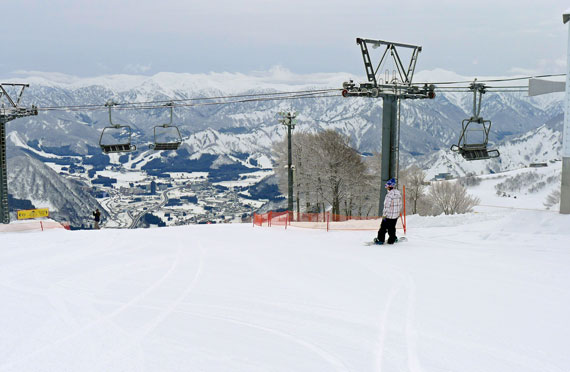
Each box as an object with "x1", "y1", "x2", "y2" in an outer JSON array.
[
  {"x1": 400, "y1": 165, "x2": 480, "y2": 215},
  {"x1": 273, "y1": 131, "x2": 479, "y2": 217},
  {"x1": 273, "y1": 130, "x2": 380, "y2": 217}
]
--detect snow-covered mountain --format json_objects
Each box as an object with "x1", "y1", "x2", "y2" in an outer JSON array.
[
  {"x1": 3, "y1": 69, "x2": 565, "y2": 226},
  {"x1": 5, "y1": 69, "x2": 564, "y2": 160},
  {"x1": 6, "y1": 149, "x2": 107, "y2": 227}
]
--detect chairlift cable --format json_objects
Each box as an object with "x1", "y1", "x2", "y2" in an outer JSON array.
[
  {"x1": 38, "y1": 92, "x2": 341, "y2": 112},
  {"x1": 26, "y1": 72, "x2": 564, "y2": 113},
  {"x1": 35, "y1": 88, "x2": 343, "y2": 111},
  {"x1": 417, "y1": 73, "x2": 565, "y2": 85},
  {"x1": 115, "y1": 88, "x2": 343, "y2": 107}
]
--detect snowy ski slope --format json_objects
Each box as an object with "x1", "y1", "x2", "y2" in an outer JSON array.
[{"x1": 1, "y1": 203, "x2": 570, "y2": 371}]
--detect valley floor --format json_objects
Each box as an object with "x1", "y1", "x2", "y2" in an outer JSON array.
[{"x1": 1, "y1": 207, "x2": 570, "y2": 371}]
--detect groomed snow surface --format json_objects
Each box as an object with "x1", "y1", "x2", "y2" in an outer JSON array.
[{"x1": 1, "y1": 206, "x2": 570, "y2": 372}]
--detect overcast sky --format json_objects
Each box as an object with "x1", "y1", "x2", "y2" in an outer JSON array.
[{"x1": 2, "y1": 0, "x2": 569, "y2": 78}]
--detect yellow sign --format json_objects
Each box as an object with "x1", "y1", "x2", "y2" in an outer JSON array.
[{"x1": 17, "y1": 208, "x2": 50, "y2": 220}]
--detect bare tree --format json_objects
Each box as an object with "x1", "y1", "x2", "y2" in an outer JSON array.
[
  {"x1": 362, "y1": 152, "x2": 382, "y2": 215},
  {"x1": 426, "y1": 181, "x2": 480, "y2": 215},
  {"x1": 306, "y1": 130, "x2": 365, "y2": 216},
  {"x1": 458, "y1": 172, "x2": 482, "y2": 187},
  {"x1": 399, "y1": 165, "x2": 427, "y2": 215},
  {"x1": 544, "y1": 189, "x2": 560, "y2": 209},
  {"x1": 272, "y1": 130, "x2": 374, "y2": 217}
]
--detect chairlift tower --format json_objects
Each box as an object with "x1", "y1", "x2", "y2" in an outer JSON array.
[
  {"x1": 530, "y1": 11, "x2": 570, "y2": 214},
  {"x1": 342, "y1": 38, "x2": 435, "y2": 215},
  {"x1": 0, "y1": 83, "x2": 38, "y2": 224}
]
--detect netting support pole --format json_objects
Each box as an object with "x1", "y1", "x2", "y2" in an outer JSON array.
[{"x1": 402, "y1": 185, "x2": 407, "y2": 234}]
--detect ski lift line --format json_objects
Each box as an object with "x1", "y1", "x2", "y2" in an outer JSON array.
[
  {"x1": 33, "y1": 88, "x2": 529, "y2": 113},
  {"x1": 109, "y1": 92, "x2": 340, "y2": 110},
  {"x1": 34, "y1": 88, "x2": 343, "y2": 111},
  {"x1": 34, "y1": 91, "x2": 340, "y2": 111},
  {"x1": 416, "y1": 73, "x2": 566, "y2": 86},
  {"x1": 113, "y1": 88, "x2": 343, "y2": 106},
  {"x1": 483, "y1": 85, "x2": 528, "y2": 89},
  {"x1": 432, "y1": 85, "x2": 527, "y2": 89},
  {"x1": 434, "y1": 87, "x2": 528, "y2": 92},
  {"x1": 35, "y1": 92, "x2": 342, "y2": 113},
  {"x1": 131, "y1": 92, "x2": 342, "y2": 110},
  {"x1": 25, "y1": 72, "x2": 565, "y2": 112},
  {"x1": 122, "y1": 91, "x2": 339, "y2": 107}
]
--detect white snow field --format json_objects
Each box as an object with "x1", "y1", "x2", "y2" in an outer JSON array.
[{"x1": 1, "y1": 206, "x2": 570, "y2": 372}]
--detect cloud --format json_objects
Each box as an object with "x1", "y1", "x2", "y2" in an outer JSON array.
[
  {"x1": 509, "y1": 57, "x2": 567, "y2": 76},
  {"x1": 123, "y1": 63, "x2": 152, "y2": 74},
  {"x1": 10, "y1": 70, "x2": 81, "y2": 84}
]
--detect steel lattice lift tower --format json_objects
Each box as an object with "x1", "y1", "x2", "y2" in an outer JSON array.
[
  {"x1": 0, "y1": 83, "x2": 38, "y2": 224},
  {"x1": 342, "y1": 38, "x2": 435, "y2": 215}
]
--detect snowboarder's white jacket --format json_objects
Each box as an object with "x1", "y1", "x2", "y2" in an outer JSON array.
[{"x1": 383, "y1": 189, "x2": 402, "y2": 219}]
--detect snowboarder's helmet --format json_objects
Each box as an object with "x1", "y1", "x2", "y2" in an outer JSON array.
[{"x1": 385, "y1": 178, "x2": 396, "y2": 188}]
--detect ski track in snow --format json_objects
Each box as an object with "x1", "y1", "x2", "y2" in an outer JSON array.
[
  {"x1": 405, "y1": 276, "x2": 423, "y2": 372},
  {"x1": 79, "y1": 299, "x2": 354, "y2": 372},
  {"x1": 2, "y1": 208, "x2": 570, "y2": 371},
  {"x1": 0, "y1": 242, "x2": 190, "y2": 370},
  {"x1": 181, "y1": 309, "x2": 352, "y2": 372},
  {"x1": 341, "y1": 252, "x2": 424, "y2": 372},
  {"x1": 373, "y1": 282, "x2": 401, "y2": 372},
  {"x1": 93, "y1": 241, "x2": 206, "y2": 370}
]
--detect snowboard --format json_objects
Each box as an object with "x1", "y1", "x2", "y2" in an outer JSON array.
[{"x1": 364, "y1": 237, "x2": 407, "y2": 246}]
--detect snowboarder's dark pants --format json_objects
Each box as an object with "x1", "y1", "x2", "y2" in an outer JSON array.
[{"x1": 377, "y1": 218, "x2": 398, "y2": 244}]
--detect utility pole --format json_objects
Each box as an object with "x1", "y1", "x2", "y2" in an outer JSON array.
[
  {"x1": 342, "y1": 38, "x2": 435, "y2": 215},
  {"x1": 0, "y1": 83, "x2": 38, "y2": 224},
  {"x1": 278, "y1": 111, "x2": 297, "y2": 215}
]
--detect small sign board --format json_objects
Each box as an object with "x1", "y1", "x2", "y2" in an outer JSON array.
[{"x1": 17, "y1": 208, "x2": 49, "y2": 220}]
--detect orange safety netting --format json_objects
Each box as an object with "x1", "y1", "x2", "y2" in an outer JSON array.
[
  {"x1": 253, "y1": 186, "x2": 407, "y2": 233},
  {"x1": 253, "y1": 211, "x2": 406, "y2": 232},
  {"x1": 0, "y1": 220, "x2": 71, "y2": 233}
]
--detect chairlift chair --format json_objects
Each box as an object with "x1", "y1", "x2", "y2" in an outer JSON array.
[
  {"x1": 450, "y1": 117, "x2": 500, "y2": 160},
  {"x1": 149, "y1": 103, "x2": 182, "y2": 151},
  {"x1": 450, "y1": 80, "x2": 500, "y2": 161},
  {"x1": 99, "y1": 101, "x2": 137, "y2": 154}
]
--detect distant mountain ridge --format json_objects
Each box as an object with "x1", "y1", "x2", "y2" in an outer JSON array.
[
  {"x1": 2, "y1": 69, "x2": 565, "y2": 225},
  {"x1": 5, "y1": 69, "x2": 563, "y2": 161}
]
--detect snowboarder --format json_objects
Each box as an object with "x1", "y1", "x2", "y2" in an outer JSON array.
[
  {"x1": 375, "y1": 178, "x2": 402, "y2": 245},
  {"x1": 93, "y1": 208, "x2": 101, "y2": 230}
]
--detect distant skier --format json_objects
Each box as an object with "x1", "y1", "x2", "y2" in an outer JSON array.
[
  {"x1": 93, "y1": 208, "x2": 101, "y2": 230},
  {"x1": 375, "y1": 178, "x2": 402, "y2": 245}
]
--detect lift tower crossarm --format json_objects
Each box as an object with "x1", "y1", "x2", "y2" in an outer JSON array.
[{"x1": 356, "y1": 38, "x2": 422, "y2": 87}]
